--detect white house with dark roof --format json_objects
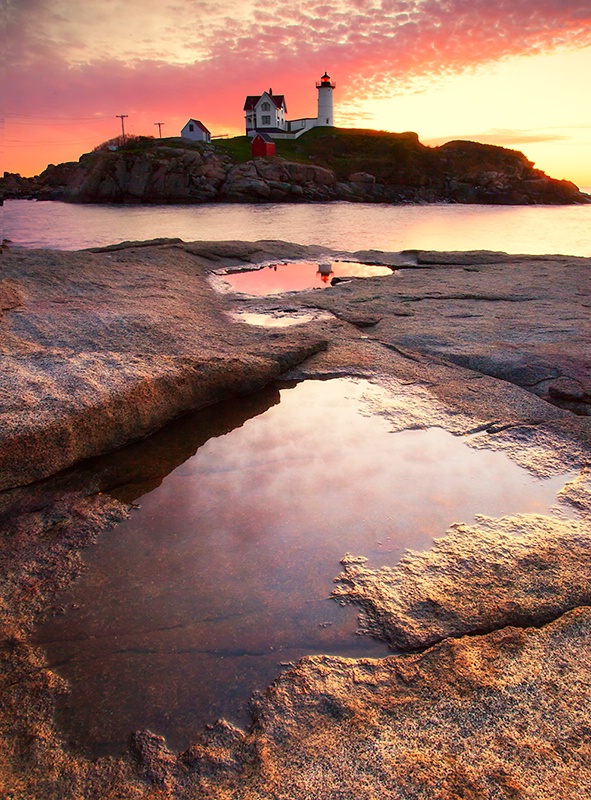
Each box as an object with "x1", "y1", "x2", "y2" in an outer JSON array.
[
  {"x1": 181, "y1": 119, "x2": 211, "y2": 142},
  {"x1": 243, "y1": 73, "x2": 336, "y2": 139},
  {"x1": 243, "y1": 90, "x2": 287, "y2": 134}
]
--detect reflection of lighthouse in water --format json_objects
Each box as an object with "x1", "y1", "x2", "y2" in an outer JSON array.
[{"x1": 317, "y1": 262, "x2": 334, "y2": 284}]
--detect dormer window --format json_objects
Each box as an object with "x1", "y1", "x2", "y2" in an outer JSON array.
[{"x1": 261, "y1": 102, "x2": 270, "y2": 111}]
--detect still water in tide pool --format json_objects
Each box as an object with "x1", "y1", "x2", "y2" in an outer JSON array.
[
  {"x1": 217, "y1": 260, "x2": 393, "y2": 295},
  {"x1": 36, "y1": 379, "x2": 573, "y2": 757}
]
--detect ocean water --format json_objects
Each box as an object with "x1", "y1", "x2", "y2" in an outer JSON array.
[{"x1": 4, "y1": 197, "x2": 591, "y2": 255}]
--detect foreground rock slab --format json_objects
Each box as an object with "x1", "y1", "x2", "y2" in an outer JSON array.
[
  {"x1": 333, "y1": 514, "x2": 591, "y2": 650},
  {"x1": 230, "y1": 607, "x2": 591, "y2": 800},
  {"x1": 0, "y1": 242, "x2": 326, "y2": 490},
  {"x1": 287, "y1": 250, "x2": 591, "y2": 416},
  {"x1": 1, "y1": 239, "x2": 591, "y2": 799}
]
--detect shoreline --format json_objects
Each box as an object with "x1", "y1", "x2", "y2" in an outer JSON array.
[
  {"x1": 5, "y1": 200, "x2": 591, "y2": 262},
  {"x1": 1, "y1": 239, "x2": 590, "y2": 798},
  {"x1": 3, "y1": 132, "x2": 590, "y2": 207}
]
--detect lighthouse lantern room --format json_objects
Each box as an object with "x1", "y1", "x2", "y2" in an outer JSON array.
[{"x1": 316, "y1": 71, "x2": 336, "y2": 127}]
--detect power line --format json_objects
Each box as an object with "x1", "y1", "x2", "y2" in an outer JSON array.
[
  {"x1": 7, "y1": 119, "x2": 113, "y2": 126},
  {"x1": 4, "y1": 113, "x2": 111, "y2": 125},
  {"x1": 6, "y1": 113, "x2": 113, "y2": 121}
]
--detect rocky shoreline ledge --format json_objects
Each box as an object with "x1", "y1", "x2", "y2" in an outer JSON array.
[
  {"x1": 1, "y1": 239, "x2": 590, "y2": 798},
  {"x1": 3, "y1": 131, "x2": 590, "y2": 205}
]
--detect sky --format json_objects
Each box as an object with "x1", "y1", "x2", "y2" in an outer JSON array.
[{"x1": 4, "y1": 0, "x2": 591, "y2": 185}]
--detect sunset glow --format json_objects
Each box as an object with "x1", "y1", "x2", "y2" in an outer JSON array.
[{"x1": 5, "y1": 1, "x2": 591, "y2": 185}]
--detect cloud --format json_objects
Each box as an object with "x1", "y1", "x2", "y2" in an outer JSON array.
[
  {"x1": 9, "y1": 0, "x2": 591, "y2": 76},
  {"x1": 5, "y1": 0, "x2": 591, "y2": 171},
  {"x1": 423, "y1": 128, "x2": 574, "y2": 147},
  {"x1": 200, "y1": 0, "x2": 591, "y2": 89},
  {"x1": 7, "y1": 0, "x2": 258, "y2": 66}
]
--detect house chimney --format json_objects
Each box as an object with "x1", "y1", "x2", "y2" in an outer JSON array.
[{"x1": 269, "y1": 87, "x2": 272, "y2": 95}]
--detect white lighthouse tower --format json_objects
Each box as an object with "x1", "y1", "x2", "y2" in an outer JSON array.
[{"x1": 316, "y1": 71, "x2": 335, "y2": 127}]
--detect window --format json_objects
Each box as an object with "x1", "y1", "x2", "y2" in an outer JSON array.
[
  {"x1": 261, "y1": 102, "x2": 270, "y2": 111},
  {"x1": 189, "y1": 124, "x2": 194, "y2": 132},
  {"x1": 262, "y1": 115, "x2": 271, "y2": 125}
]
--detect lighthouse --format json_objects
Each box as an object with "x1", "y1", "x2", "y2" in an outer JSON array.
[{"x1": 316, "y1": 71, "x2": 335, "y2": 127}]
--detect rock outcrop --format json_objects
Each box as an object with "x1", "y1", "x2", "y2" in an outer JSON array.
[
  {"x1": 2, "y1": 132, "x2": 589, "y2": 205},
  {"x1": 0, "y1": 241, "x2": 326, "y2": 491},
  {"x1": 332, "y1": 515, "x2": 591, "y2": 650},
  {"x1": 2, "y1": 240, "x2": 591, "y2": 799},
  {"x1": 220, "y1": 159, "x2": 337, "y2": 202}
]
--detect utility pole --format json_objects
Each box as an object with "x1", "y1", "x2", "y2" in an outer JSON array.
[
  {"x1": 116, "y1": 114, "x2": 128, "y2": 143},
  {"x1": 154, "y1": 122, "x2": 164, "y2": 138}
]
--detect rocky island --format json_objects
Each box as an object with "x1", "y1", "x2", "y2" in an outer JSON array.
[
  {"x1": 1, "y1": 237, "x2": 591, "y2": 798},
  {"x1": 2, "y1": 128, "x2": 589, "y2": 205}
]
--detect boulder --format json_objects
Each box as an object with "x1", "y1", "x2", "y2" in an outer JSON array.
[{"x1": 348, "y1": 171, "x2": 376, "y2": 184}]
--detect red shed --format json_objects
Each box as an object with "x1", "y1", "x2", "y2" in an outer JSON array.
[{"x1": 251, "y1": 132, "x2": 276, "y2": 157}]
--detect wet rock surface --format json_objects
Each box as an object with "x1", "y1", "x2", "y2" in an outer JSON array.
[
  {"x1": 332, "y1": 515, "x2": 591, "y2": 650},
  {"x1": 1, "y1": 239, "x2": 591, "y2": 798},
  {"x1": 284, "y1": 249, "x2": 591, "y2": 417}
]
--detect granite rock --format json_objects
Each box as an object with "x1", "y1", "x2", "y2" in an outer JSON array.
[
  {"x1": 0, "y1": 242, "x2": 326, "y2": 490},
  {"x1": 332, "y1": 515, "x2": 591, "y2": 650},
  {"x1": 3, "y1": 136, "x2": 589, "y2": 205},
  {"x1": 2, "y1": 240, "x2": 591, "y2": 799}
]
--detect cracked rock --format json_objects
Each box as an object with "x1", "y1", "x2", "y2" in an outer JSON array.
[{"x1": 332, "y1": 514, "x2": 591, "y2": 651}]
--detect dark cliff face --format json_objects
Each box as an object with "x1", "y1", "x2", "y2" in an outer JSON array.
[
  {"x1": 2, "y1": 133, "x2": 589, "y2": 205},
  {"x1": 430, "y1": 140, "x2": 586, "y2": 205}
]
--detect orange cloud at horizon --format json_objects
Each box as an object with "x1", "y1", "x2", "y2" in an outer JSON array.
[{"x1": 5, "y1": 1, "x2": 591, "y2": 186}]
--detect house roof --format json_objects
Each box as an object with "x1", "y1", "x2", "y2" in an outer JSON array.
[
  {"x1": 253, "y1": 132, "x2": 275, "y2": 143},
  {"x1": 184, "y1": 119, "x2": 210, "y2": 134},
  {"x1": 243, "y1": 93, "x2": 287, "y2": 112}
]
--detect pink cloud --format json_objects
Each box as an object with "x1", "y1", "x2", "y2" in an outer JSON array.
[{"x1": 5, "y1": 0, "x2": 591, "y2": 174}]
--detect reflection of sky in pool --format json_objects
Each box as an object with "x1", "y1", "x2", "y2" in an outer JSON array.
[
  {"x1": 227, "y1": 309, "x2": 335, "y2": 327},
  {"x1": 36, "y1": 379, "x2": 572, "y2": 757},
  {"x1": 218, "y1": 260, "x2": 393, "y2": 295}
]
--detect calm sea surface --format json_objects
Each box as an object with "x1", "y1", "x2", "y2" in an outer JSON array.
[{"x1": 5, "y1": 198, "x2": 591, "y2": 255}]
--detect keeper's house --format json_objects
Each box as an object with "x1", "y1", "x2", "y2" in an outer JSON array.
[{"x1": 244, "y1": 73, "x2": 335, "y2": 140}]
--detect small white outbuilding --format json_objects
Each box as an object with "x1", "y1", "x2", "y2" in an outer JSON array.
[{"x1": 181, "y1": 119, "x2": 211, "y2": 143}]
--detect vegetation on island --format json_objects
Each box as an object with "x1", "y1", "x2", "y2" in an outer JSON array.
[
  {"x1": 214, "y1": 128, "x2": 426, "y2": 176},
  {"x1": 93, "y1": 134, "x2": 157, "y2": 152}
]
